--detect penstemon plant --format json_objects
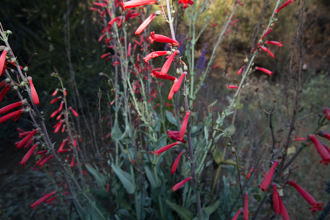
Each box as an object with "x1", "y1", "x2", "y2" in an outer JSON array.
[{"x1": 0, "y1": 0, "x2": 329, "y2": 219}]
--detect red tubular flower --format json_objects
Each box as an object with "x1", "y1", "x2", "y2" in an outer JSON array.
[
  {"x1": 0, "y1": 85, "x2": 10, "y2": 103},
  {"x1": 272, "y1": 184, "x2": 281, "y2": 215},
  {"x1": 244, "y1": 193, "x2": 248, "y2": 220},
  {"x1": 166, "y1": 130, "x2": 186, "y2": 142},
  {"x1": 266, "y1": 40, "x2": 283, "y2": 47},
  {"x1": 255, "y1": 66, "x2": 273, "y2": 76},
  {"x1": 309, "y1": 134, "x2": 330, "y2": 165},
  {"x1": 168, "y1": 72, "x2": 186, "y2": 100},
  {"x1": 178, "y1": 0, "x2": 194, "y2": 9},
  {"x1": 58, "y1": 138, "x2": 70, "y2": 153},
  {"x1": 161, "y1": 51, "x2": 179, "y2": 75},
  {"x1": 276, "y1": 0, "x2": 295, "y2": 14},
  {"x1": 0, "y1": 100, "x2": 23, "y2": 115},
  {"x1": 70, "y1": 107, "x2": 79, "y2": 117},
  {"x1": 28, "y1": 77, "x2": 39, "y2": 105},
  {"x1": 323, "y1": 108, "x2": 330, "y2": 120},
  {"x1": 50, "y1": 96, "x2": 61, "y2": 104},
  {"x1": 232, "y1": 208, "x2": 242, "y2": 220},
  {"x1": 279, "y1": 199, "x2": 290, "y2": 220},
  {"x1": 38, "y1": 154, "x2": 54, "y2": 167},
  {"x1": 173, "y1": 72, "x2": 186, "y2": 93},
  {"x1": 261, "y1": 28, "x2": 273, "y2": 40},
  {"x1": 287, "y1": 180, "x2": 323, "y2": 212},
  {"x1": 30, "y1": 191, "x2": 56, "y2": 209},
  {"x1": 20, "y1": 142, "x2": 39, "y2": 166},
  {"x1": 0, "y1": 108, "x2": 23, "y2": 124},
  {"x1": 35, "y1": 150, "x2": 48, "y2": 155},
  {"x1": 135, "y1": 13, "x2": 156, "y2": 35},
  {"x1": 54, "y1": 120, "x2": 64, "y2": 133},
  {"x1": 227, "y1": 84, "x2": 238, "y2": 89},
  {"x1": 36, "y1": 155, "x2": 47, "y2": 166},
  {"x1": 122, "y1": 0, "x2": 157, "y2": 9},
  {"x1": 100, "y1": 53, "x2": 110, "y2": 59},
  {"x1": 151, "y1": 141, "x2": 181, "y2": 156},
  {"x1": 150, "y1": 32, "x2": 179, "y2": 46},
  {"x1": 70, "y1": 156, "x2": 75, "y2": 167},
  {"x1": 0, "y1": 49, "x2": 7, "y2": 76},
  {"x1": 246, "y1": 168, "x2": 254, "y2": 179},
  {"x1": 52, "y1": 89, "x2": 58, "y2": 97},
  {"x1": 259, "y1": 46, "x2": 275, "y2": 58},
  {"x1": 168, "y1": 85, "x2": 176, "y2": 101},
  {"x1": 237, "y1": 66, "x2": 244, "y2": 75},
  {"x1": 151, "y1": 70, "x2": 176, "y2": 81},
  {"x1": 171, "y1": 151, "x2": 185, "y2": 174},
  {"x1": 172, "y1": 176, "x2": 192, "y2": 192},
  {"x1": 143, "y1": 51, "x2": 169, "y2": 63},
  {"x1": 259, "y1": 160, "x2": 279, "y2": 191},
  {"x1": 16, "y1": 129, "x2": 37, "y2": 149},
  {"x1": 179, "y1": 111, "x2": 191, "y2": 140},
  {"x1": 318, "y1": 131, "x2": 330, "y2": 141}
]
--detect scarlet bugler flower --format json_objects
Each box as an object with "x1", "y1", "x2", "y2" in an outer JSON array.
[
  {"x1": 20, "y1": 142, "x2": 39, "y2": 166},
  {"x1": 276, "y1": 0, "x2": 295, "y2": 14},
  {"x1": 259, "y1": 46, "x2": 275, "y2": 58},
  {"x1": 122, "y1": 0, "x2": 157, "y2": 9},
  {"x1": 266, "y1": 40, "x2": 283, "y2": 47},
  {"x1": 30, "y1": 191, "x2": 57, "y2": 209},
  {"x1": 28, "y1": 77, "x2": 39, "y2": 105},
  {"x1": 323, "y1": 108, "x2": 330, "y2": 120},
  {"x1": 244, "y1": 193, "x2": 248, "y2": 220},
  {"x1": 150, "y1": 32, "x2": 179, "y2": 46},
  {"x1": 272, "y1": 184, "x2": 290, "y2": 219},
  {"x1": 70, "y1": 107, "x2": 79, "y2": 117},
  {"x1": 227, "y1": 84, "x2": 238, "y2": 89},
  {"x1": 151, "y1": 70, "x2": 176, "y2": 81},
  {"x1": 38, "y1": 154, "x2": 54, "y2": 167},
  {"x1": 255, "y1": 66, "x2": 273, "y2": 76},
  {"x1": 172, "y1": 176, "x2": 192, "y2": 192},
  {"x1": 179, "y1": 111, "x2": 191, "y2": 140},
  {"x1": 161, "y1": 51, "x2": 179, "y2": 75},
  {"x1": 15, "y1": 129, "x2": 37, "y2": 149},
  {"x1": 178, "y1": 0, "x2": 194, "y2": 9},
  {"x1": 232, "y1": 208, "x2": 242, "y2": 220},
  {"x1": 318, "y1": 131, "x2": 330, "y2": 141},
  {"x1": 171, "y1": 151, "x2": 185, "y2": 174},
  {"x1": 308, "y1": 134, "x2": 330, "y2": 165},
  {"x1": 0, "y1": 108, "x2": 23, "y2": 124},
  {"x1": 166, "y1": 130, "x2": 186, "y2": 142},
  {"x1": 135, "y1": 13, "x2": 156, "y2": 35},
  {"x1": 0, "y1": 49, "x2": 7, "y2": 76},
  {"x1": 287, "y1": 180, "x2": 323, "y2": 212},
  {"x1": 272, "y1": 184, "x2": 281, "y2": 215},
  {"x1": 237, "y1": 66, "x2": 244, "y2": 75},
  {"x1": 259, "y1": 160, "x2": 279, "y2": 191},
  {"x1": 0, "y1": 100, "x2": 23, "y2": 115},
  {"x1": 168, "y1": 72, "x2": 186, "y2": 100},
  {"x1": 143, "y1": 51, "x2": 169, "y2": 63},
  {"x1": 151, "y1": 141, "x2": 181, "y2": 156},
  {"x1": 0, "y1": 84, "x2": 10, "y2": 103}
]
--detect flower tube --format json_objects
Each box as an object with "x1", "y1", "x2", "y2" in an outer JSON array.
[
  {"x1": 309, "y1": 134, "x2": 330, "y2": 165},
  {"x1": 152, "y1": 141, "x2": 181, "y2": 156},
  {"x1": 287, "y1": 180, "x2": 323, "y2": 212},
  {"x1": 259, "y1": 160, "x2": 279, "y2": 191},
  {"x1": 28, "y1": 77, "x2": 39, "y2": 105},
  {"x1": 135, "y1": 13, "x2": 156, "y2": 35},
  {"x1": 122, "y1": 0, "x2": 157, "y2": 9},
  {"x1": 172, "y1": 176, "x2": 191, "y2": 192}
]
